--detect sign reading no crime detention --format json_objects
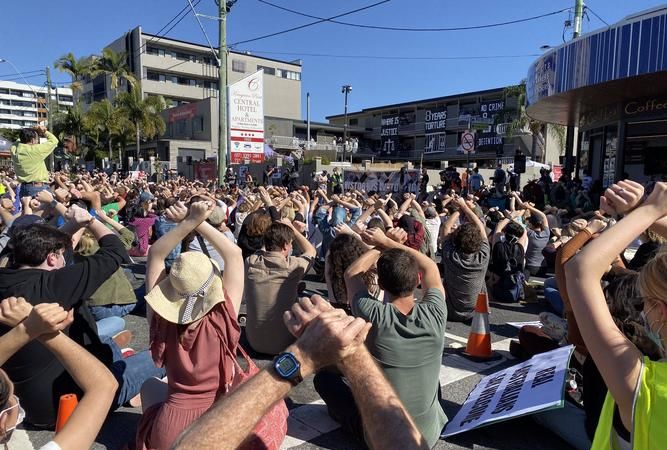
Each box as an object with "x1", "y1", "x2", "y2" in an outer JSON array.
[
  {"x1": 441, "y1": 345, "x2": 574, "y2": 438},
  {"x1": 229, "y1": 70, "x2": 265, "y2": 164}
]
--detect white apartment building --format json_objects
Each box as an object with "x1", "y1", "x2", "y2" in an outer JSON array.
[
  {"x1": 0, "y1": 80, "x2": 73, "y2": 130},
  {"x1": 82, "y1": 26, "x2": 302, "y2": 120}
]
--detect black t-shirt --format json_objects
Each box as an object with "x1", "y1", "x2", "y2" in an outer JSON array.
[{"x1": 0, "y1": 234, "x2": 128, "y2": 425}]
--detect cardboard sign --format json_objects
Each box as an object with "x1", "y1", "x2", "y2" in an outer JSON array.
[{"x1": 441, "y1": 345, "x2": 573, "y2": 438}]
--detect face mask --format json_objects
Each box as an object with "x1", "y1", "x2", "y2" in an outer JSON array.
[
  {"x1": 641, "y1": 304, "x2": 665, "y2": 354},
  {"x1": 0, "y1": 395, "x2": 25, "y2": 442}
]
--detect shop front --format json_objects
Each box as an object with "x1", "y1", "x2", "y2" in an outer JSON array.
[{"x1": 526, "y1": 5, "x2": 667, "y2": 184}]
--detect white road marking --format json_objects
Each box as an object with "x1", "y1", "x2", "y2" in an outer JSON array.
[
  {"x1": 281, "y1": 335, "x2": 515, "y2": 449},
  {"x1": 9, "y1": 428, "x2": 35, "y2": 450}
]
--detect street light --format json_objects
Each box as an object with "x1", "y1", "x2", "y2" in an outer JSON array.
[{"x1": 341, "y1": 85, "x2": 352, "y2": 162}]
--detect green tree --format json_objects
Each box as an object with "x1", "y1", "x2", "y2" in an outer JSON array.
[
  {"x1": 502, "y1": 80, "x2": 565, "y2": 162},
  {"x1": 83, "y1": 99, "x2": 131, "y2": 162},
  {"x1": 0, "y1": 128, "x2": 21, "y2": 142},
  {"x1": 54, "y1": 52, "x2": 96, "y2": 94},
  {"x1": 116, "y1": 89, "x2": 166, "y2": 160},
  {"x1": 92, "y1": 48, "x2": 137, "y2": 98}
]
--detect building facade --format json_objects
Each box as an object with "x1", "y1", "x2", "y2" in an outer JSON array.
[
  {"x1": 0, "y1": 80, "x2": 73, "y2": 130},
  {"x1": 81, "y1": 26, "x2": 301, "y2": 120},
  {"x1": 79, "y1": 26, "x2": 303, "y2": 169},
  {"x1": 526, "y1": 5, "x2": 667, "y2": 185},
  {"x1": 326, "y1": 87, "x2": 554, "y2": 168}
]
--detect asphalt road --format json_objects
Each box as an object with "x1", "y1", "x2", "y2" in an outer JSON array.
[{"x1": 16, "y1": 266, "x2": 574, "y2": 450}]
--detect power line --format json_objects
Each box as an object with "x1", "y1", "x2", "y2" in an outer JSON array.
[
  {"x1": 238, "y1": 49, "x2": 541, "y2": 61},
  {"x1": 0, "y1": 69, "x2": 45, "y2": 78},
  {"x1": 258, "y1": 0, "x2": 570, "y2": 32},
  {"x1": 0, "y1": 73, "x2": 46, "y2": 82},
  {"x1": 585, "y1": 6, "x2": 610, "y2": 26},
  {"x1": 134, "y1": 0, "x2": 203, "y2": 57},
  {"x1": 230, "y1": 0, "x2": 391, "y2": 47}
]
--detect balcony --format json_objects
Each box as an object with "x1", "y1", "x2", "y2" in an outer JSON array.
[{"x1": 266, "y1": 135, "x2": 343, "y2": 152}]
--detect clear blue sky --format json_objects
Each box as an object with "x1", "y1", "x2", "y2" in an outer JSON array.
[{"x1": 0, "y1": 0, "x2": 664, "y2": 121}]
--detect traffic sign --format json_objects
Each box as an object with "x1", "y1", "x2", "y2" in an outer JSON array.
[{"x1": 461, "y1": 131, "x2": 475, "y2": 153}]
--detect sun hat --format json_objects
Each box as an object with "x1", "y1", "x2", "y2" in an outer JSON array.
[
  {"x1": 145, "y1": 251, "x2": 224, "y2": 324},
  {"x1": 207, "y1": 205, "x2": 227, "y2": 226}
]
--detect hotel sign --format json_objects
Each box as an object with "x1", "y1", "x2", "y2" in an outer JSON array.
[{"x1": 229, "y1": 70, "x2": 265, "y2": 164}]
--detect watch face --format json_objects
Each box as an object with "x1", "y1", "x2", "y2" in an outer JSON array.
[{"x1": 276, "y1": 354, "x2": 299, "y2": 377}]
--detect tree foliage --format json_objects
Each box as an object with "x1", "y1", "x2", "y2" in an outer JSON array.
[{"x1": 501, "y1": 80, "x2": 565, "y2": 161}]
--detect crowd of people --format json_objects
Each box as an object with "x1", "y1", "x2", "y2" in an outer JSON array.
[{"x1": 0, "y1": 126, "x2": 665, "y2": 450}]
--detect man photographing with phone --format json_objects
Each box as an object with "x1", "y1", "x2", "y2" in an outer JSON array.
[{"x1": 10, "y1": 124, "x2": 58, "y2": 197}]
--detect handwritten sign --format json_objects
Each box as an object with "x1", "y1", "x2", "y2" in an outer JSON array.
[{"x1": 442, "y1": 345, "x2": 573, "y2": 437}]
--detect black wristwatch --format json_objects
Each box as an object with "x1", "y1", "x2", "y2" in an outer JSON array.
[
  {"x1": 50, "y1": 199, "x2": 58, "y2": 208},
  {"x1": 273, "y1": 352, "x2": 303, "y2": 386}
]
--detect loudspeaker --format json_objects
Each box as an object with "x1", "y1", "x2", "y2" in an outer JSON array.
[{"x1": 514, "y1": 153, "x2": 526, "y2": 174}]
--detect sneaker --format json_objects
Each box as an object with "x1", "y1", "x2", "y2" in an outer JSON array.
[
  {"x1": 113, "y1": 330, "x2": 133, "y2": 348},
  {"x1": 121, "y1": 348, "x2": 136, "y2": 358}
]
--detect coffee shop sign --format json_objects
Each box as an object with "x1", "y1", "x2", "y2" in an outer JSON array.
[{"x1": 624, "y1": 98, "x2": 667, "y2": 116}]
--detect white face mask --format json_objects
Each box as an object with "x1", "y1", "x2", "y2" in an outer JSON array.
[{"x1": 0, "y1": 395, "x2": 25, "y2": 442}]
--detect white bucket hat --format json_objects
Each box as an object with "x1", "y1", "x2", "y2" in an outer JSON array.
[{"x1": 145, "y1": 251, "x2": 224, "y2": 324}]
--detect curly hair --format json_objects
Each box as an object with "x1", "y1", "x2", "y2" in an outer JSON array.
[
  {"x1": 606, "y1": 272, "x2": 662, "y2": 360},
  {"x1": 326, "y1": 234, "x2": 379, "y2": 304},
  {"x1": 452, "y1": 222, "x2": 483, "y2": 254}
]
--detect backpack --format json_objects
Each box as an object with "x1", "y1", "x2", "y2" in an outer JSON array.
[{"x1": 491, "y1": 240, "x2": 526, "y2": 302}]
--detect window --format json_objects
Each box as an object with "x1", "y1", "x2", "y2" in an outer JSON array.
[
  {"x1": 257, "y1": 65, "x2": 275, "y2": 75},
  {"x1": 0, "y1": 109, "x2": 10, "y2": 114},
  {"x1": 0, "y1": 88, "x2": 8, "y2": 94},
  {"x1": 232, "y1": 59, "x2": 246, "y2": 73},
  {"x1": 147, "y1": 71, "x2": 160, "y2": 81},
  {"x1": 176, "y1": 52, "x2": 194, "y2": 62},
  {"x1": 279, "y1": 70, "x2": 301, "y2": 81},
  {"x1": 22, "y1": 92, "x2": 34, "y2": 98},
  {"x1": 193, "y1": 116, "x2": 204, "y2": 132}
]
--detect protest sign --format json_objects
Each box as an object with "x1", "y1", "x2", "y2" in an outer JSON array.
[
  {"x1": 441, "y1": 345, "x2": 573, "y2": 438},
  {"x1": 343, "y1": 170, "x2": 419, "y2": 194}
]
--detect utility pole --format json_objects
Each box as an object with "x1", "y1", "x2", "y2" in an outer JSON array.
[
  {"x1": 341, "y1": 85, "x2": 352, "y2": 162},
  {"x1": 217, "y1": 0, "x2": 229, "y2": 185},
  {"x1": 45, "y1": 66, "x2": 55, "y2": 170},
  {"x1": 573, "y1": 0, "x2": 584, "y2": 38},
  {"x1": 306, "y1": 92, "x2": 311, "y2": 149},
  {"x1": 564, "y1": 0, "x2": 585, "y2": 176}
]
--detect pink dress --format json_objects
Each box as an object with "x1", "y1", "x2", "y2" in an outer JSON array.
[{"x1": 136, "y1": 298, "x2": 240, "y2": 450}]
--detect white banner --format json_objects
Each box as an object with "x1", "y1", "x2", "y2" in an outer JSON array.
[
  {"x1": 343, "y1": 170, "x2": 420, "y2": 194},
  {"x1": 442, "y1": 345, "x2": 574, "y2": 438},
  {"x1": 229, "y1": 70, "x2": 264, "y2": 164}
]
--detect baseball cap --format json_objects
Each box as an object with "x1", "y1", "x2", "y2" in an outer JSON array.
[{"x1": 10, "y1": 215, "x2": 45, "y2": 236}]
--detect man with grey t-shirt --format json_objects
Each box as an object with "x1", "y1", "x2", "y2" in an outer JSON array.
[{"x1": 439, "y1": 197, "x2": 490, "y2": 322}]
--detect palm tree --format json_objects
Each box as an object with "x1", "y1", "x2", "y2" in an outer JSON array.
[
  {"x1": 501, "y1": 80, "x2": 564, "y2": 162},
  {"x1": 92, "y1": 49, "x2": 137, "y2": 98},
  {"x1": 50, "y1": 105, "x2": 86, "y2": 160},
  {"x1": 84, "y1": 99, "x2": 131, "y2": 161},
  {"x1": 116, "y1": 89, "x2": 166, "y2": 160},
  {"x1": 54, "y1": 53, "x2": 95, "y2": 94}
]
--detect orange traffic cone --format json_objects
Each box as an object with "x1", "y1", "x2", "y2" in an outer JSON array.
[
  {"x1": 55, "y1": 394, "x2": 78, "y2": 432},
  {"x1": 459, "y1": 292, "x2": 502, "y2": 362}
]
